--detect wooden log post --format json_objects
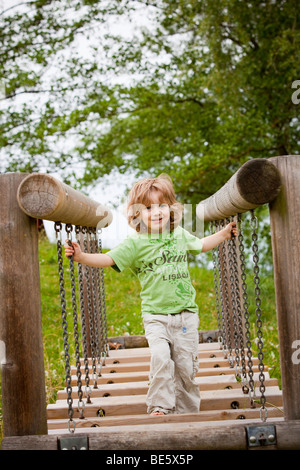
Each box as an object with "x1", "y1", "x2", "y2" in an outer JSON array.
[
  {"x1": 17, "y1": 173, "x2": 113, "y2": 228},
  {"x1": 196, "y1": 158, "x2": 282, "y2": 222},
  {"x1": 0, "y1": 173, "x2": 48, "y2": 437},
  {"x1": 269, "y1": 155, "x2": 300, "y2": 421}
]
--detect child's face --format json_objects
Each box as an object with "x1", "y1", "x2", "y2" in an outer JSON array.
[{"x1": 140, "y1": 190, "x2": 170, "y2": 233}]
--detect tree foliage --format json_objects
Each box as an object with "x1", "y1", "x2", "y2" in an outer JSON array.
[{"x1": 1, "y1": 0, "x2": 300, "y2": 202}]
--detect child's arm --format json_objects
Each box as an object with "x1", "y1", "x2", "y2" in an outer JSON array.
[
  {"x1": 64, "y1": 240, "x2": 115, "y2": 268},
  {"x1": 200, "y1": 222, "x2": 237, "y2": 253}
]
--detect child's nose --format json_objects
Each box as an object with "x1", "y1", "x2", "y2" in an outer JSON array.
[{"x1": 152, "y1": 205, "x2": 161, "y2": 216}]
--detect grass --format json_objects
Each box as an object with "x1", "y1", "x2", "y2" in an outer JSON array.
[{"x1": 0, "y1": 232, "x2": 281, "y2": 442}]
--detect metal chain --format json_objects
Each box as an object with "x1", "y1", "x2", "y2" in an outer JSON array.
[
  {"x1": 218, "y1": 220, "x2": 234, "y2": 365},
  {"x1": 210, "y1": 222, "x2": 223, "y2": 349},
  {"x1": 231, "y1": 216, "x2": 246, "y2": 383},
  {"x1": 97, "y1": 228, "x2": 109, "y2": 357},
  {"x1": 91, "y1": 228, "x2": 107, "y2": 369},
  {"x1": 227, "y1": 217, "x2": 241, "y2": 374},
  {"x1": 215, "y1": 221, "x2": 229, "y2": 357},
  {"x1": 250, "y1": 210, "x2": 267, "y2": 421},
  {"x1": 88, "y1": 228, "x2": 101, "y2": 369},
  {"x1": 65, "y1": 223, "x2": 85, "y2": 419},
  {"x1": 237, "y1": 213, "x2": 255, "y2": 398},
  {"x1": 75, "y1": 225, "x2": 92, "y2": 404},
  {"x1": 82, "y1": 228, "x2": 98, "y2": 389},
  {"x1": 54, "y1": 222, "x2": 111, "y2": 428},
  {"x1": 54, "y1": 222, "x2": 75, "y2": 433}
]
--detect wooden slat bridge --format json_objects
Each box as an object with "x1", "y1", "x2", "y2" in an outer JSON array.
[
  {"x1": 40, "y1": 341, "x2": 286, "y2": 450},
  {"x1": 2, "y1": 158, "x2": 300, "y2": 450}
]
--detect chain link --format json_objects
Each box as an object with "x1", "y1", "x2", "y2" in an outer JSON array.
[
  {"x1": 218, "y1": 220, "x2": 234, "y2": 365},
  {"x1": 76, "y1": 225, "x2": 92, "y2": 404},
  {"x1": 55, "y1": 222, "x2": 75, "y2": 432},
  {"x1": 97, "y1": 229, "x2": 109, "y2": 357},
  {"x1": 227, "y1": 216, "x2": 241, "y2": 374},
  {"x1": 83, "y1": 228, "x2": 99, "y2": 389},
  {"x1": 66, "y1": 223, "x2": 85, "y2": 419},
  {"x1": 229, "y1": 216, "x2": 247, "y2": 381},
  {"x1": 237, "y1": 214, "x2": 254, "y2": 397},
  {"x1": 88, "y1": 228, "x2": 101, "y2": 368},
  {"x1": 250, "y1": 210, "x2": 267, "y2": 421},
  {"x1": 210, "y1": 222, "x2": 223, "y2": 349}
]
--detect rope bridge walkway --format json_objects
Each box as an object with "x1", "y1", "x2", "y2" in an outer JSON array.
[
  {"x1": 47, "y1": 344, "x2": 283, "y2": 428},
  {"x1": 45, "y1": 216, "x2": 283, "y2": 449},
  {"x1": 1, "y1": 156, "x2": 300, "y2": 450}
]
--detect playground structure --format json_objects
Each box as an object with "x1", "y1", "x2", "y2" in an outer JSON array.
[{"x1": 0, "y1": 155, "x2": 300, "y2": 450}]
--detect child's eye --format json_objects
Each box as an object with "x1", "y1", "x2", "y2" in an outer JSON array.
[{"x1": 145, "y1": 204, "x2": 168, "y2": 210}]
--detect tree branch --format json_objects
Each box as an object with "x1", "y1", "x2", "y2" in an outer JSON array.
[{"x1": 0, "y1": 1, "x2": 36, "y2": 16}]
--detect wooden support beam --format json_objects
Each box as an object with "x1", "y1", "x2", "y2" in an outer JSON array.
[
  {"x1": 17, "y1": 173, "x2": 113, "y2": 228},
  {"x1": 3, "y1": 419, "x2": 300, "y2": 450},
  {"x1": 197, "y1": 158, "x2": 281, "y2": 222},
  {"x1": 269, "y1": 155, "x2": 300, "y2": 421},
  {"x1": 0, "y1": 173, "x2": 48, "y2": 437}
]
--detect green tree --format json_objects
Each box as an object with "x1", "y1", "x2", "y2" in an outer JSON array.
[{"x1": 1, "y1": 0, "x2": 299, "y2": 202}]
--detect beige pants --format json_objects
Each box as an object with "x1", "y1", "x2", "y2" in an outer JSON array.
[{"x1": 143, "y1": 311, "x2": 201, "y2": 414}]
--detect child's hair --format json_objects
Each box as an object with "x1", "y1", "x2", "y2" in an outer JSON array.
[{"x1": 127, "y1": 173, "x2": 183, "y2": 233}]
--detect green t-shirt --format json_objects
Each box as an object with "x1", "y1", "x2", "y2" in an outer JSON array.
[{"x1": 107, "y1": 226, "x2": 203, "y2": 316}]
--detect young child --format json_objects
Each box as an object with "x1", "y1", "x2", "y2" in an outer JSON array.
[{"x1": 64, "y1": 174, "x2": 237, "y2": 416}]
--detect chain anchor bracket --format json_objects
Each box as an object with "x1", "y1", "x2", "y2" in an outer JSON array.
[
  {"x1": 59, "y1": 436, "x2": 89, "y2": 450},
  {"x1": 246, "y1": 424, "x2": 276, "y2": 448}
]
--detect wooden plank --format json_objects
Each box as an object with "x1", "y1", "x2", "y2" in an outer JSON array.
[
  {"x1": 5, "y1": 419, "x2": 300, "y2": 450},
  {"x1": 70, "y1": 363, "x2": 264, "y2": 386},
  {"x1": 80, "y1": 348, "x2": 226, "y2": 365},
  {"x1": 47, "y1": 386, "x2": 282, "y2": 419},
  {"x1": 58, "y1": 374, "x2": 278, "y2": 400},
  {"x1": 47, "y1": 407, "x2": 284, "y2": 431},
  {"x1": 200, "y1": 387, "x2": 282, "y2": 411},
  {"x1": 72, "y1": 370, "x2": 150, "y2": 385},
  {"x1": 72, "y1": 356, "x2": 259, "y2": 375},
  {"x1": 107, "y1": 342, "x2": 222, "y2": 358},
  {"x1": 70, "y1": 364, "x2": 264, "y2": 386}
]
